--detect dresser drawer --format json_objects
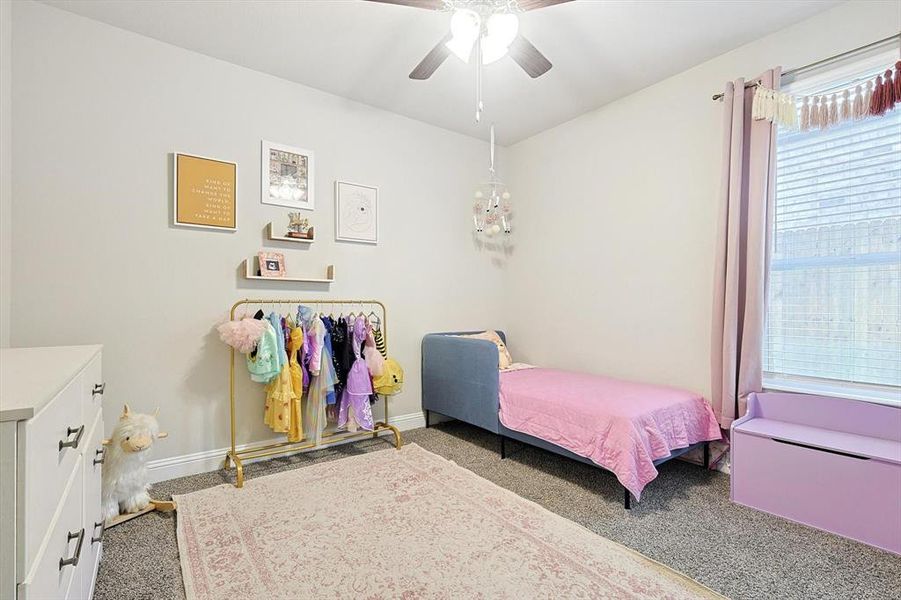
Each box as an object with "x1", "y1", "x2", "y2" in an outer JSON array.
[
  {"x1": 78, "y1": 414, "x2": 104, "y2": 600},
  {"x1": 18, "y1": 376, "x2": 84, "y2": 573},
  {"x1": 18, "y1": 457, "x2": 84, "y2": 600},
  {"x1": 81, "y1": 354, "x2": 103, "y2": 437}
]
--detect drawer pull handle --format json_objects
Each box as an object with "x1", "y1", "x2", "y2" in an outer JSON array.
[
  {"x1": 59, "y1": 528, "x2": 85, "y2": 570},
  {"x1": 91, "y1": 521, "x2": 105, "y2": 544},
  {"x1": 93, "y1": 448, "x2": 104, "y2": 465},
  {"x1": 92, "y1": 382, "x2": 106, "y2": 396},
  {"x1": 59, "y1": 425, "x2": 85, "y2": 451}
]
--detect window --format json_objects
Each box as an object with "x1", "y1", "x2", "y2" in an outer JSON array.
[{"x1": 764, "y1": 55, "x2": 901, "y2": 403}]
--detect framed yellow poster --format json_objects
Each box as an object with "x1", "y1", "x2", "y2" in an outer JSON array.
[{"x1": 173, "y1": 152, "x2": 237, "y2": 230}]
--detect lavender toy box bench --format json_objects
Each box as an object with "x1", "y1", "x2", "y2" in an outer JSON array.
[{"x1": 731, "y1": 392, "x2": 901, "y2": 554}]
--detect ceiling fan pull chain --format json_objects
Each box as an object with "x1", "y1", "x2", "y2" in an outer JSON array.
[
  {"x1": 475, "y1": 35, "x2": 483, "y2": 123},
  {"x1": 489, "y1": 124, "x2": 496, "y2": 174}
]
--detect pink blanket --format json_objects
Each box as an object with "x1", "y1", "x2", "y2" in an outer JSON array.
[{"x1": 499, "y1": 368, "x2": 721, "y2": 499}]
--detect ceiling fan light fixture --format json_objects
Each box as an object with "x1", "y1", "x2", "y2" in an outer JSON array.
[
  {"x1": 485, "y1": 13, "x2": 519, "y2": 47},
  {"x1": 480, "y1": 13, "x2": 519, "y2": 64},
  {"x1": 445, "y1": 8, "x2": 480, "y2": 63}
]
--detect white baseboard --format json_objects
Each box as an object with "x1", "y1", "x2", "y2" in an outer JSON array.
[{"x1": 147, "y1": 411, "x2": 425, "y2": 484}]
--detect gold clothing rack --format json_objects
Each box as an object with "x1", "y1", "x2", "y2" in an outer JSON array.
[{"x1": 224, "y1": 298, "x2": 402, "y2": 488}]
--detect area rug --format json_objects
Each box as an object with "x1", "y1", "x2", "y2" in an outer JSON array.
[{"x1": 175, "y1": 444, "x2": 722, "y2": 599}]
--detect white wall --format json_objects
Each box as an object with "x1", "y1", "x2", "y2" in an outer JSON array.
[
  {"x1": 9, "y1": 0, "x2": 900, "y2": 466},
  {"x1": 9, "y1": 0, "x2": 507, "y2": 461},
  {"x1": 0, "y1": 0, "x2": 11, "y2": 348},
  {"x1": 503, "y1": 1, "x2": 901, "y2": 400}
]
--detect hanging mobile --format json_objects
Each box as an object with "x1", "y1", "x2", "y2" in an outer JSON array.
[{"x1": 472, "y1": 124, "x2": 512, "y2": 237}]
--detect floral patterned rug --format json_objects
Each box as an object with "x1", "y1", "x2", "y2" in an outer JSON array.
[{"x1": 175, "y1": 444, "x2": 722, "y2": 599}]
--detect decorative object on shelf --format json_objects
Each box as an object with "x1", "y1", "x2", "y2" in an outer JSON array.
[
  {"x1": 101, "y1": 404, "x2": 175, "y2": 527},
  {"x1": 243, "y1": 259, "x2": 335, "y2": 283},
  {"x1": 751, "y1": 60, "x2": 900, "y2": 131},
  {"x1": 267, "y1": 222, "x2": 314, "y2": 243},
  {"x1": 286, "y1": 212, "x2": 314, "y2": 239},
  {"x1": 473, "y1": 124, "x2": 512, "y2": 237},
  {"x1": 172, "y1": 152, "x2": 236, "y2": 230},
  {"x1": 257, "y1": 251, "x2": 286, "y2": 278},
  {"x1": 261, "y1": 140, "x2": 314, "y2": 210},
  {"x1": 336, "y1": 181, "x2": 379, "y2": 244}
]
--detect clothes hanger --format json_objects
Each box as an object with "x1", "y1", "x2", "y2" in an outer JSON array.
[{"x1": 368, "y1": 308, "x2": 381, "y2": 330}]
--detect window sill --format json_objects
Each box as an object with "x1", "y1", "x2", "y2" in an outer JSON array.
[{"x1": 763, "y1": 376, "x2": 901, "y2": 408}]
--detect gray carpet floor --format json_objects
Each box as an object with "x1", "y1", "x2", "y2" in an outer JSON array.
[{"x1": 93, "y1": 422, "x2": 900, "y2": 600}]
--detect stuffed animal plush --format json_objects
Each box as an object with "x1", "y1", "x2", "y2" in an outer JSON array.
[{"x1": 101, "y1": 404, "x2": 168, "y2": 522}]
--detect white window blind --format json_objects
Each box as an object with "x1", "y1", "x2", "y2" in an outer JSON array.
[{"x1": 764, "y1": 60, "x2": 901, "y2": 394}]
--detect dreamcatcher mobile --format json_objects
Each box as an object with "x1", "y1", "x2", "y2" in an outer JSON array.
[{"x1": 473, "y1": 124, "x2": 512, "y2": 237}]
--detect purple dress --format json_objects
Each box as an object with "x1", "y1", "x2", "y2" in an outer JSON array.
[{"x1": 337, "y1": 316, "x2": 374, "y2": 431}]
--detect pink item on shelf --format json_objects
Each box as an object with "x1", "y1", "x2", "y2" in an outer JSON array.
[
  {"x1": 498, "y1": 368, "x2": 721, "y2": 499},
  {"x1": 217, "y1": 317, "x2": 269, "y2": 354}
]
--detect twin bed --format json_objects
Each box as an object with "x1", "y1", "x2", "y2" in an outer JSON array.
[{"x1": 422, "y1": 331, "x2": 721, "y2": 508}]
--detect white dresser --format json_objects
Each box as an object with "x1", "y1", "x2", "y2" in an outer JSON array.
[{"x1": 0, "y1": 346, "x2": 105, "y2": 600}]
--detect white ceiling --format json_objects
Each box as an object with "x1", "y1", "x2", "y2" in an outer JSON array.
[{"x1": 42, "y1": 0, "x2": 841, "y2": 144}]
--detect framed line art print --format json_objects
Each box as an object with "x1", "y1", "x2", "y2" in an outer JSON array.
[
  {"x1": 262, "y1": 140, "x2": 314, "y2": 210},
  {"x1": 173, "y1": 152, "x2": 237, "y2": 230},
  {"x1": 335, "y1": 181, "x2": 378, "y2": 244}
]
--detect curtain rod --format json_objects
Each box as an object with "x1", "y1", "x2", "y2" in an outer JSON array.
[{"x1": 711, "y1": 33, "x2": 901, "y2": 101}]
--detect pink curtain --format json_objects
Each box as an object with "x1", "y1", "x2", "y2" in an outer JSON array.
[{"x1": 711, "y1": 68, "x2": 781, "y2": 429}]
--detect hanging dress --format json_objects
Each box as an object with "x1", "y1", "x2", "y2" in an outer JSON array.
[
  {"x1": 306, "y1": 319, "x2": 338, "y2": 434},
  {"x1": 321, "y1": 317, "x2": 338, "y2": 406},
  {"x1": 285, "y1": 324, "x2": 304, "y2": 442},
  {"x1": 337, "y1": 316, "x2": 375, "y2": 431},
  {"x1": 334, "y1": 317, "x2": 355, "y2": 397},
  {"x1": 263, "y1": 313, "x2": 296, "y2": 435},
  {"x1": 363, "y1": 319, "x2": 385, "y2": 377}
]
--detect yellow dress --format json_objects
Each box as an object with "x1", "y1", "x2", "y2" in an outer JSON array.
[
  {"x1": 286, "y1": 326, "x2": 304, "y2": 442},
  {"x1": 264, "y1": 365, "x2": 295, "y2": 435},
  {"x1": 263, "y1": 321, "x2": 299, "y2": 437}
]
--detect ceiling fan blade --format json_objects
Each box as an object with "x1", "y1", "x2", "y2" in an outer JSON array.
[
  {"x1": 364, "y1": 0, "x2": 447, "y2": 9},
  {"x1": 409, "y1": 33, "x2": 453, "y2": 80},
  {"x1": 516, "y1": 0, "x2": 574, "y2": 11},
  {"x1": 508, "y1": 35, "x2": 552, "y2": 78}
]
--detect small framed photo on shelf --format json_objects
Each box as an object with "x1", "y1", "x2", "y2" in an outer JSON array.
[
  {"x1": 335, "y1": 181, "x2": 378, "y2": 244},
  {"x1": 261, "y1": 140, "x2": 314, "y2": 210},
  {"x1": 257, "y1": 251, "x2": 286, "y2": 278}
]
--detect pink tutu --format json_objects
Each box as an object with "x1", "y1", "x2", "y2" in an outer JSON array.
[{"x1": 217, "y1": 317, "x2": 269, "y2": 354}]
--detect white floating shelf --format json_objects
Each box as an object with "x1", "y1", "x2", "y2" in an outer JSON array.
[
  {"x1": 242, "y1": 258, "x2": 334, "y2": 283},
  {"x1": 267, "y1": 222, "x2": 314, "y2": 243}
]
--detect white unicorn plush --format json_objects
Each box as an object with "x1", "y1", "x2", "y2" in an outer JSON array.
[{"x1": 101, "y1": 404, "x2": 169, "y2": 522}]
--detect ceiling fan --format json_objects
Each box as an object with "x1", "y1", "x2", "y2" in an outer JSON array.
[{"x1": 367, "y1": 0, "x2": 571, "y2": 80}]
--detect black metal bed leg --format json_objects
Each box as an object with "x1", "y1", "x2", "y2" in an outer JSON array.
[
  {"x1": 500, "y1": 434, "x2": 506, "y2": 459},
  {"x1": 703, "y1": 441, "x2": 710, "y2": 469},
  {"x1": 424, "y1": 409, "x2": 430, "y2": 429},
  {"x1": 624, "y1": 487, "x2": 631, "y2": 510}
]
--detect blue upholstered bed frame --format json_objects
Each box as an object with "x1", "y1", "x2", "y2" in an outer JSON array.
[{"x1": 421, "y1": 331, "x2": 709, "y2": 509}]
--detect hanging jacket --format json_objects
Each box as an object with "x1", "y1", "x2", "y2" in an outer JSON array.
[{"x1": 246, "y1": 321, "x2": 280, "y2": 383}]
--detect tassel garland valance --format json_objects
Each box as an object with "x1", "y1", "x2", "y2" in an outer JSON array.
[{"x1": 752, "y1": 60, "x2": 900, "y2": 131}]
